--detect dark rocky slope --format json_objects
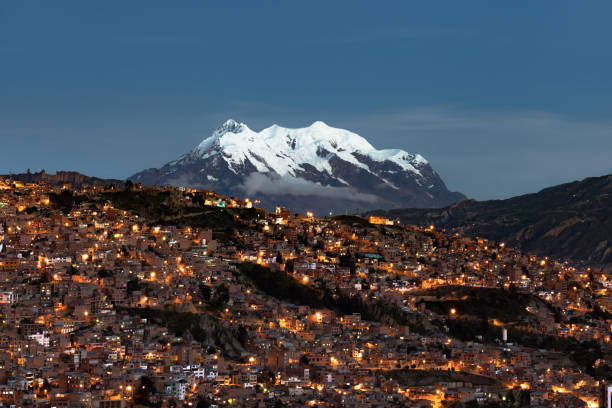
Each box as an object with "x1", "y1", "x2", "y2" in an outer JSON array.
[{"x1": 367, "y1": 173, "x2": 612, "y2": 272}]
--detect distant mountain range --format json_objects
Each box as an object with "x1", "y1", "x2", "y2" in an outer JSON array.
[
  {"x1": 129, "y1": 119, "x2": 465, "y2": 214},
  {"x1": 366, "y1": 173, "x2": 612, "y2": 272},
  {"x1": 1, "y1": 170, "x2": 125, "y2": 188}
]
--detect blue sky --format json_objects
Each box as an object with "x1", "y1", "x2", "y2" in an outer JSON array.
[{"x1": 1, "y1": 1, "x2": 611, "y2": 200}]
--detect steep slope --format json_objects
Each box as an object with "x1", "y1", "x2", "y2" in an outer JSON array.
[
  {"x1": 130, "y1": 119, "x2": 465, "y2": 214},
  {"x1": 366, "y1": 173, "x2": 612, "y2": 272}
]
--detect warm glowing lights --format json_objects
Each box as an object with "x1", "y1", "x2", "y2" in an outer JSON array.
[{"x1": 4, "y1": 179, "x2": 608, "y2": 408}]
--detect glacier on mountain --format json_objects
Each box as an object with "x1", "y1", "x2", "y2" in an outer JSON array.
[
  {"x1": 185, "y1": 119, "x2": 428, "y2": 185},
  {"x1": 130, "y1": 118, "x2": 465, "y2": 213}
]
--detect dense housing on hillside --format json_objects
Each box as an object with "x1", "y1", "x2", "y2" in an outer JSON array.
[{"x1": 0, "y1": 178, "x2": 610, "y2": 408}]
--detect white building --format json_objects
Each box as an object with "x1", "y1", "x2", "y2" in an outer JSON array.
[{"x1": 0, "y1": 291, "x2": 17, "y2": 305}]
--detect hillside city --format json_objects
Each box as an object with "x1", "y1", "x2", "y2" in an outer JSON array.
[{"x1": 0, "y1": 178, "x2": 610, "y2": 408}]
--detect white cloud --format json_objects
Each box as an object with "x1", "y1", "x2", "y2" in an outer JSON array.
[{"x1": 238, "y1": 173, "x2": 380, "y2": 203}]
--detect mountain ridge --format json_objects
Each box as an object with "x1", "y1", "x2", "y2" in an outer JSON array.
[
  {"x1": 130, "y1": 119, "x2": 465, "y2": 214},
  {"x1": 0, "y1": 170, "x2": 125, "y2": 188},
  {"x1": 365, "y1": 173, "x2": 612, "y2": 272}
]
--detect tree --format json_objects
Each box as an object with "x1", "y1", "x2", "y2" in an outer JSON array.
[
  {"x1": 97, "y1": 269, "x2": 113, "y2": 278},
  {"x1": 50, "y1": 190, "x2": 74, "y2": 214},
  {"x1": 196, "y1": 396, "x2": 212, "y2": 408},
  {"x1": 518, "y1": 389, "x2": 531, "y2": 407},
  {"x1": 339, "y1": 251, "x2": 356, "y2": 274},
  {"x1": 501, "y1": 391, "x2": 515, "y2": 408},
  {"x1": 262, "y1": 369, "x2": 276, "y2": 386},
  {"x1": 199, "y1": 284, "x2": 212, "y2": 302},
  {"x1": 133, "y1": 376, "x2": 155, "y2": 406},
  {"x1": 127, "y1": 278, "x2": 141, "y2": 295},
  {"x1": 211, "y1": 284, "x2": 229, "y2": 308}
]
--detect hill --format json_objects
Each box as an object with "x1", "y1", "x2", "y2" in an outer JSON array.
[
  {"x1": 2, "y1": 170, "x2": 124, "y2": 188},
  {"x1": 366, "y1": 173, "x2": 612, "y2": 272}
]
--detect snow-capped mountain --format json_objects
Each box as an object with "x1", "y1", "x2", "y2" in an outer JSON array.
[{"x1": 130, "y1": 119, "x2": 465, "y2": 214}]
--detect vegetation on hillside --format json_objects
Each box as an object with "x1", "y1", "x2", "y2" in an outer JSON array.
[
  {"x1": 86, "y1": 188, "x2": 264, "y2": 242},
  {"x1": 441, "y1": 317, "x2": 611, "y2": 381},
  {"x1": 120, "y1": 307, "x2": 247, "y2": 360},
  {"x1": 417, "y1": 285, "x2": 557, "y2": 324},
  {"x1": 378, "y1": 368, "x2": 498, "y2": 387},
  {"x1": 237, "y1": 262, "x2": 434, "y2": 334},
  {"x1": 326, "y1": 215, "x2": 370, "y2": 227}
]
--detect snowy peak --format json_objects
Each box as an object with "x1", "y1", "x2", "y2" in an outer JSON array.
[
  {"x1": 190, "y1": 119, "x2": 428, "y2": 178},
  {"x1": 310, "y1": 120, "x2": 330, "y2": 128},
  {"x1": 194, "y1": 119, "x2": 247, "y2": 154},
  {"x1": 130, "y1": 118, "x2": 465, "y2": 213},
  {"x1": 214, "y1": 118, "x2": 244, "y2": 135}
]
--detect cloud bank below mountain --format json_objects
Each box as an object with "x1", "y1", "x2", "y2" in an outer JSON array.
[{"x1": 238, "y1": 173, "x2": 380, "y2": 203}]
